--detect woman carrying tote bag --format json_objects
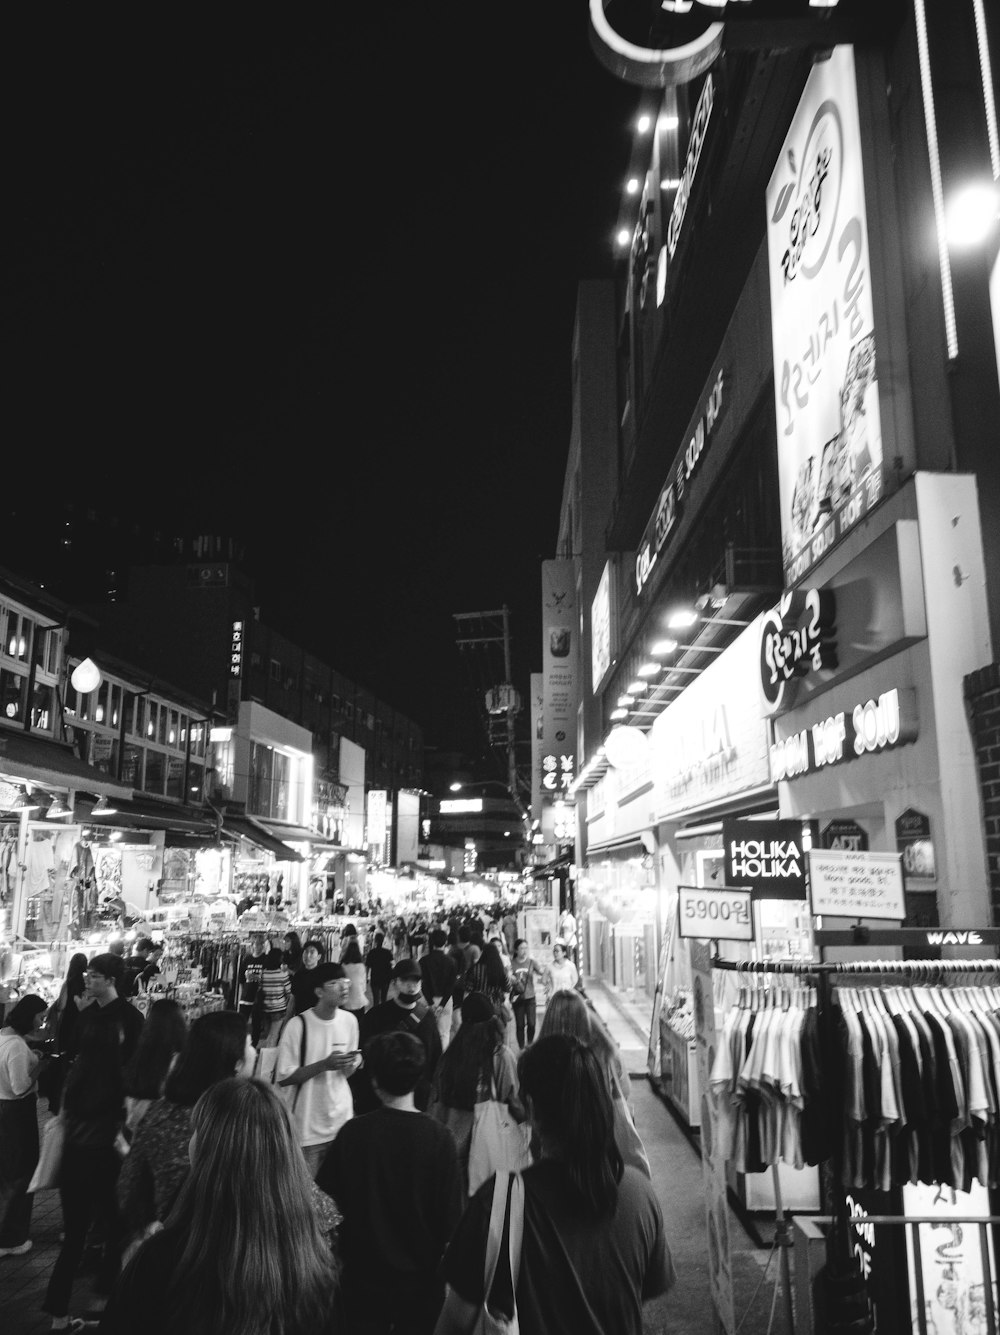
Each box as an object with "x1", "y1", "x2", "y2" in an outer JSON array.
[{"x1": 435, "y1": 1035, "x2": 675, "y2": 1335}]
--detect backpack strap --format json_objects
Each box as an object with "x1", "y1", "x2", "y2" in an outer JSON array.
[{"x1": 291, "y1": 1013, "x2": 309, "y2": 1111}]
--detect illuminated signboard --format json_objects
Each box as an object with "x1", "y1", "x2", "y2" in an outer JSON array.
[
  {"x1": 770, "y1": 687, "x2": 917, "y2": 782},
  {"x1": 636, "y1": 368, "x2": 725, "y2": 596},
  {"x1": 229, "y1": 621, "x2": 244, "y2": 679},
  {"x1": 759, "y1": 588, "x2": 838, "y2": 712}
]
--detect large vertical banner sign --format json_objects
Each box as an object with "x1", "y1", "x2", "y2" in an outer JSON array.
[
  {"x1": 767, "y1": 45, "x2": 884, "y2": 586},
  {"x1": 530, "y1": 672, "x2": 544, "y2": 842},
  {"x1": 540, "y1": 561, "x2": 579, "y2": 801}
]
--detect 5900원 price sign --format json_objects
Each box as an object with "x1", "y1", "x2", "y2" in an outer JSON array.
[{"x1": 678, "y1": 886, "x2": 754, "y2": 942}]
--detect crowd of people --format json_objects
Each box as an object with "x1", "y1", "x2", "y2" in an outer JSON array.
[{"x1": 0, "y1": 906, "x2": 673, "y2": 1334}]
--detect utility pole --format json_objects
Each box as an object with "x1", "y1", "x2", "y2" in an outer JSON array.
[{"x1": 453, "y1": 606, "x2": 528, "y2": 826}]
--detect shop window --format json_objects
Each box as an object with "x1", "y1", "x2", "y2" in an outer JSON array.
[
  {"x1": 96, "y1": 680, "x2": 111, "y2": 725},
  {"x1": 31, "y1": 683, "x2": 54, "y2": 732},
  {"x1": 110, "y1": 684, "x2": 123, "y2": 729},
  {"x1": 168, "y1": 710, "x2": 179, "y2": 747},
  {"x1": 6, "y1": 613, "x2": 29, "y2": 662},
  {"x1": 0, "y1": 667, "x2": 25, "y2": 723},
  {"x1": 120, "y1": 743, "x2": 142, "y2": 787},
  {"x1": 145, "y1": 750, "x2": 166, "y2": 795},
  {"x1": 0, "y1": 606, "x2": 6, "y2": 656},
  {"x1": 269, "y1": 659, "x2": 282, "y2": 683},
  {"x1": 157, "y1": 704, "x2": 168, "y2": 746},
  {"x1": 166, "y1": 753, "x2": 185, "y2": 799},
  {"x1": 187, "y1": 761, "x2": 205, "y2": 803},
  {"x1": 146, "y1": 701, "x2": 157, "y2": 740}
]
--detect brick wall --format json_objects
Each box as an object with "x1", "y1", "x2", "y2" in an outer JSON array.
[{"x1": 964, "y1": 662, "x2": 1000, "y2": 925}]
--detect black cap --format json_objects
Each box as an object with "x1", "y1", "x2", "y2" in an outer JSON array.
[{"x1": 393, "y1": 957, "x2": 422, "y2": 980}]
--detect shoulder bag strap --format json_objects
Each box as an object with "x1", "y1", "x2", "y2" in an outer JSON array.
[
  {"x1": 507, "y1": 1173, "x2": 525, "y2": 1296},
  {"x1": 291, "y1": 1015, "x2": 308, "y2": 1110},
  {"x1": 481, "y1": 1171, "x2": 511, "y2": 1301}
]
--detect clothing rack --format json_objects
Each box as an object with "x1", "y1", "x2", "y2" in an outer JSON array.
[{"x1": 712, "y1": 948, "x2": 1000, "y2": 1330}]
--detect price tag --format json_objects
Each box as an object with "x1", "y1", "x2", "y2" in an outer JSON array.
[{"x1": 677, "y1": 885, "x2": 754, "y2": 941}]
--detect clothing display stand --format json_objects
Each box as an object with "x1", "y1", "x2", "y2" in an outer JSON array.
[{"x1": 712, "y1": 943, "x2": 1000, "y2": 1335}]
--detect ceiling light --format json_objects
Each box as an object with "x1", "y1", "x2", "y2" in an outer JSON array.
[
  {"x1": 627, "y1": 680, "x2": 647, "y2": 695},
  {"x1": 610, "y1": 707, "x2": 629, "y2": 721},
  {"x1": 626, "y1": 177, "x2": 639, "y2": 194},
  {"x1": 637, "y1": 114, "x2": 651, "y2": 133},
  {"x1": 658, "y1": 115, "x2": 679, "y2": 133},
  {"x1": 637, "y1": 662, "x2": 659, "y2": 677},
  {"x1": 616, "y1": 694, "x2": 634, "y2": 708},
  {"x1": 651, "y1": 638, "x2": 678, "y2": 657},
  {"x1": 91, "y1": 795, "x2": 119, "y2": 817},
  {"x1": 9, "y1": 786, "x2": 40, "y2": 813},
  {"x1": 616, "y1": 228, "x2": 631, "y2": 247},
  {"x1": 666, "y1": 608, "x2": 699, "y2": 631},
  {"x1": 46, "y1": 793, "x2": 72, "y2": 819}
]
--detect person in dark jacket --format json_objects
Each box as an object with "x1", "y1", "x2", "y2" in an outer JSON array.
[
  {"x1": 364, "y1": 932, "x2": 394, "y2": 1008},
  {"x1": 419, "y1": 928, "x2": 459, "y2": 1053},
  {"x1": 352, "y1": 959, "x2": 441, "y2": 1114}
]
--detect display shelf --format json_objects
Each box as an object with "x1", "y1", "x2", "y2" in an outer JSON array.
[{"x1": 659, "y1": 1016, "x2": 700, "y2": 1128}]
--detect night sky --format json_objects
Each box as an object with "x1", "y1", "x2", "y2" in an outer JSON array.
[{"x1": 4, "y1": 9, "x2": 640, "y2": 760}]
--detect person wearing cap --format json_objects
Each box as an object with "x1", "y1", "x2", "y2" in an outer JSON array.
[
  {"x1": 352, "y1": 958, "x2": 441, "y2": 1115},
  {"x1": 276, "y1": 961, "x2": 362, "y2": 1178}
]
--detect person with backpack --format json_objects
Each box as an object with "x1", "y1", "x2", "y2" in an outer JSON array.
[{"x1": 276, "y1": 961, "x2": 362, "y2": 1179}]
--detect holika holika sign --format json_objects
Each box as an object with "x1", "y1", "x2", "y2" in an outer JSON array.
[
  {"x1": 723, "y1": 818, "x2": 806, "y2": 900},
  {"x1": 766, "y1": 45, "x2": 885, "y2": 587}
]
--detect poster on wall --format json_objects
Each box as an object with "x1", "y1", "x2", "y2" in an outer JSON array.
[
  {"x1": 767, "y1": 44, "x2": 885, "y2": 586},
  {"x1": 540, "y1": 560, "x2": 578, "y2": 793}
]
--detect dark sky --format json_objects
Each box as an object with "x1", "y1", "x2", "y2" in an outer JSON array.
[{"x1": 3, "y1": 9, "x2": 639, "y2": 761}]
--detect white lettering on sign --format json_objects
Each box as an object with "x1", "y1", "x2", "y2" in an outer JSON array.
[
  {"x1": 771, "y1": 688, "x2": 915, "y2": 782},
  {"x1": 667, "y1": 75, "x2": 715, "y2": 259},
  {"x1": 635, "y1": 368, "x2": 725, "y2": 596},
  {"x1": 852, "y1": 691, "x2": 900, "y2": 756},
  {"x1": 926, "y1": 930, "x2": 983, "y2": 946},
  {"x1": 728, "y1": 839, "x2": 802, "y2": 881},
  {"x1": 760, "y1": 588, "x2": 838, "y2": 710},
  {"x1": 229, "y1": 620, "x2": 244, "y2": 679}
]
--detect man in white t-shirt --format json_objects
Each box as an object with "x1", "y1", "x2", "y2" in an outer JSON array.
[{"x1": 276, "y1": 961, "x2": 363, "y2": 1178}]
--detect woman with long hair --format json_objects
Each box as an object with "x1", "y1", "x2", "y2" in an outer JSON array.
[
  {"x1": 283, "y1": 930, "x2": 304, "y2": 974},
  {"x1": 462, "y1": 937, "x2": 510, "y2": 1018},
  {"x1": 0, "y1": 994, "x2": 47, "y2": 1258},
  {"x1": 536, "y1": 988, "x2": 651, "y2": 1178},
  {"x1": 122, "y1": 999, "x2": 187, "y2": 1137},
  {"x1": 428, "y1": 992, "x2": 524, "y2": 1196},
  {"x1": 116, "y1": 1009, "x2": 255, "y2": 1255},
  {"x1": 435, "y1": 1035, "x2": 674, "y2": 1335},
  {"x1": 340, "y1": 936, "x2": 368, "y2": 1019},
  {"x1": 100, "y1": 1078, "x2": 340, "y2": 1335},
  {"x1": 38, "y1": 952, "x2": 88, "y2": 1114},
  {"x1": 43, "y1": 1016, "x2": 129, "y2": 1327}
]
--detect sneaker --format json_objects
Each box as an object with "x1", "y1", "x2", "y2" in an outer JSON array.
[{"x1": 0, "y1": 1240, "x2": 32, "y2": 1257}]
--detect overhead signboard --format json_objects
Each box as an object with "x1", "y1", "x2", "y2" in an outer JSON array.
[
  {"x1": 766, "y1": 45, "x2": 887, "y2": 587},
  {"x1": 808, "y1": 848, "x2": 905, "y2": 920},
  {"x1": 770, "y1": 687, "x2": 918, "y2": 783}
]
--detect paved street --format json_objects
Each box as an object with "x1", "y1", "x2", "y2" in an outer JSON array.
[{"x1": 0, "y1": 982, "x2": 793, "y2": 1334}]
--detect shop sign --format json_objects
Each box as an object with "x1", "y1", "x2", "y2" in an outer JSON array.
[
  {"x1": 666, "y1": 74, "x2": 714, "y2": 260},
  {"x1": 808, "y1": 848, "x2": 905, "y2": 920},
  {"x1": 591, "y1": 561, "x2": 614, "y2": 692},
  {"x1": 770, "y1": 687, "x2": 917, "y2": 782},
  {"x1": 759, "y1": 588, "x2": 837, "y2": 712},
  {"x1": 767, "y1": 46, "x2": 886, "y2": 587},
  {"x1": 540, "y1": 560, "x2": 578, "y2": 773},
  {"x1": 588, "y1": 0, "x2": 858, "y2": 90},
  {"x1": 723, "y1": 817, "x2": 805, "y2": 900},
  {"x1": 652, "y1": 617, "x2": 771, "y2": 820},
  {"x1": 542, "y1": 753, "x2": 575, "y2": 792},
  {"x1": 821, "y1": 819, "x2": 868, "y2": 852},
  {"x1": 636, "y1": 367, "x2": 725, "y2": 596},
  {"x1": 894, "y1": 808, "x2": 936, "y2": 882},
  {"x1": 229, "y1": 620, "x2": 244, "y2": 679},
  {"x1": 903, "y1": 1182, "x2": 997, "y2": 1335},
  {"x1": 678, "y1": 885, "x2": 753, "y2": 941}
]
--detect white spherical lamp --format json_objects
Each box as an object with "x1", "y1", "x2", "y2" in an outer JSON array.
[
  {"x1": 70, "y1": 658, "x2": 102, "y2": 694},
  {"x1": 604, "y1": 725, "x2": 648, "y2": 770}
]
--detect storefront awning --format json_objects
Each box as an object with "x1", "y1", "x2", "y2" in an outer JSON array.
[
  {"x1": 585, "y1": 832, "x2": 651, "y2": 856},
  {"x1": 0, "y1": 730, "x2": 132, "y2": 800},
  {"x1": 256, "y1": 818, "x2": 341, "y2": 848},
  {"x1": 531, "y1": 854, "x2": 573, "y2": 878},
  {"x1": 222, "y1": 814, "x2": 305, "y2": 862},
  {"x1": 80, "y1": 795, "x2": 217, "y2": 836}
]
